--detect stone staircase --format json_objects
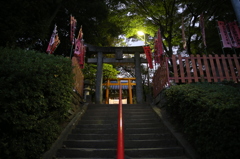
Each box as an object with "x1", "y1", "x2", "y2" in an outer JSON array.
[{"x1": 56, "y1": 104, "x2": 190, "y2": 159}]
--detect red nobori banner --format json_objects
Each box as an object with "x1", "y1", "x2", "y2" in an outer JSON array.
[
  {"x1": 143, "y1": 46, "x2": 153, "y2": 69},
  {"x1": 46, "y1": 25, "x2": 60, "y2": 54},
  {"x1": 217, "y1": 21, "x2": 232, "y2": 48},
  {"x1": 70, "y1": 15, "x2": 77, "y2": 45},
  {"x1": 154, "y1": 29, "x2": 164, "y2": 64},
  {"x1": 74, "y1": 38, "x2": 85, "y2": 69},
  {"x1": 154, "y1": 39, "x2": 160, "y2": 64},
  {"x1": 74, "y1": 26, "x2": 85, "y2": 69},
  {"x1": 228, "y1": 21, "x2": 240, "y2": 48}
]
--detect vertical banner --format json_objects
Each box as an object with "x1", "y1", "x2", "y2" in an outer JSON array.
[
  {"x1": 182, "y1": 17, "x2": 187, "y2": 50},
  {"x1": 46, "y1": 25, "x2": 60, "y2": 54},
  {"x1": 143, "y1": 46, "x2": 153, "y2": 69},
  {"x1": 227, "y1": 21, "x2": 240, "y2": 48},
  {"x1": 154, "y1": 39, "x2": 159, "y2": 64},
  {"x1": 70, "y1": 15, "x2": 77, "y2": 44},
  {"x1": 154, "y1": 29, "x2": 164, "y2": 64},
  {"x1": 199, "y1": 13, "x2": 207, "y2": 47},
  {"x1": 50, "y1": 34, "x2": 60, "y2": 54},
  {"x1": 217, "y1": 21, "x2": 232, "y2": 48},
  {"x1": 74, "y1": 26, "x2": 85, "y2": 69}
]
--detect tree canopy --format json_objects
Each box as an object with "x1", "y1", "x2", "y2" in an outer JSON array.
[
  {"x1": 0, "y1": 0, "x2": 237, "y2": 56},
  {"x1": 109, "y1": 0, "x2": 236, "y2": 56},
  {"x1": 0, "y1": 0, "x2": 124, "y2": 56}
]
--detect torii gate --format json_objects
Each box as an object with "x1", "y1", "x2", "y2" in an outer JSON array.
[
  {"x1": 103, "y1": 78, "x2": 136, "y2": 104},
  {"x1": 86, "y1": 44, "x2": 147, "y2": 104}
]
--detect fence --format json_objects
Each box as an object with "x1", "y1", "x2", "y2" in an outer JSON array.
[
  {"x1": 152, "y1": 58, "x2": 168, "y2": 98},
  {"x1": 153, "y1": 54, "x2": 240, "y2": 97},
  {"x1": 72, "y1": 57, "x2": 84, "y2": 97}
]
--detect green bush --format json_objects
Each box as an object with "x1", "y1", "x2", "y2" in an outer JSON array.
[
  {"x1": 0, "y1": 48, "x2": 73, "y2": 159},
  {"x1": 164, "y1": 83, "x2": 240, "y2": 159}
]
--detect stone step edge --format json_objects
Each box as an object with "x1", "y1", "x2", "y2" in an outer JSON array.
[
  {"x1": 64, "y1": 139, "x2": 175, "y2": 142},
  {"x1": 42, "y1": 103, "x2": 89, "y2": 159},
  {"x1": 151, "y1": 105, "x2": 200, "y2": 159},
  {"x1": 57, "y1": 147, "x2": 183, "y2": 151},
  {"x1": 56, "y1": 157, "x2": 188, "y2": 159}
]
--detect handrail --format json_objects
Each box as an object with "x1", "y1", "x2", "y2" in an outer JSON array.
[{"x1": 117, "y1": 84, "x2": 124, "y2": 159}]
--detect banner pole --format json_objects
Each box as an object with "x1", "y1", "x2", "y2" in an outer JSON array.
[{"x1": 70, "y1": 42, "x2": 74, "y2": 58}]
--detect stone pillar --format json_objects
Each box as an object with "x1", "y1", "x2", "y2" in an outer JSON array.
[
  {"x1": 134, "y1": 52, "x2": 143, "y2": 104},
  {"x1": 231, "y1": 0, "x2": 240, "y2": 26},
  {"x1": 95, "y1": 52, "x2": 103, "y2": 104}
]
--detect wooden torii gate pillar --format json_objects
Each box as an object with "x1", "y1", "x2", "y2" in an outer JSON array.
[{"x1": 86, "y1": 44, "x2": 147, "y2": 104}]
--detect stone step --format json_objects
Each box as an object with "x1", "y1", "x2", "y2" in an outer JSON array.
[
  {"x1": 124, "y1": 127, "x2": 169, "y2": 134},
  {"x1": 84, "y1": 109, "x2": 157, "y2": 116},
  {"x1": 56, "y1": 148, "x2": 116, "y2": 158},
  {"x1": 77, "y1": 120, "x2": 118, "y2": 124},
  {"x1": 63, "y1": 140, "x2": 116, "y2": 148},
  {"x1": 72, "y1": 128, "x2": 117, "y2": 134},
  {"x1": 63, "y1": 139, "x2": 178, "y2": 148},
  {"x1": 79, "y1": 115, "x2": 160, "y2": 121},
  {"x1": 67, "y1": 134, "x2": 117, "y2": 140},
  {"x1": 56, "y1": 147, "x2": 185, "y2": 158},
  {"x1": 125, "y1": 139, "x2": 178, "y2": 148},
  {"x1": 81, "y1": 114, "x2": 159, "y2": 119},
  {"x1": 72, "y1": 127, "x2": 168, "y2": 134},
  {"x1": 88, "y1": 104, "x2": 150, "y2": 107},
  {"x1": 56, "y1": 157, "x2": 189, "y2": 159},
  {"x1": 80, "y1": 116, "x2": 118, "y2": 119},
  {"x1": 87, "y1": 106, "x2": 153, "y2": 111},
  {"x1": 76, "y1": 122, "x2": 164, "y2": 129},
  {"x1": 77, "y1": 118, "x2": 161, "y2": 124},
  {"x1": 128, "y1": 157, "x2": 189, "y2": 159},
  {"x1": 124, "y1": 147, "x2": 185, "y2": 158},
  {"x1": 124, "y1": 113, "x2": 158, "y2": 116},
  {"x1": 125, "y1": 133, "x2": 173, "y2": 140},
  {"x1": 124, "y1": 122, "x2": 164, "y2": 127},
  {"x1": 124, "y1": 118, "x2": 161, "y2": 123},
  {"x1": 84, "y1": 111, "x2": 155, "y2": 115},
  {"x1": 67, "y1": 133, "x2": 172, "y2": 140},
  {"x1": 76, "y1": 124, "x2": 118, "y2": 129},
  {"x1": 54, "y1": 104, "x2": 190, "y2": 159}
]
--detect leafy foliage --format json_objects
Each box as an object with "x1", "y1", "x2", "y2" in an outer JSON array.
[
  {"x1": 0, "y1": 0, "x2": 124, "y2": 54},
  {"x1": 103, "y1": 64, "x2": 120, "y2": 80},
  {"x1": 181, "y1": 0, "x2": 236, "y2": 55},
  {"x1": 164, "y1": 83, "x2": 240, "y2": 159},
  {"x1": 0, "y1": 48, "x2": 73, "y2": 159},
  {"x1": 82, "y1": 63, "x2": 119, "y2": 95},
  {"x1": 109, "y1": 0, "x2": 236, "y2": 56},
  {"x1": 0, "y1": 0, "x2": 237, "y2": 56}
]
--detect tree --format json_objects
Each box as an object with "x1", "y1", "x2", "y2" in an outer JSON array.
[
  {"x1": 181, "y1": 0, "x2": 236, "y2": 55},
  {"x1": 108, "y1": 0, "x2": 236, "y2": 56},
  {"x1": 109, "y1": 0, "x2": 182, "y2": 57},
  {"x1": 82, "y1": 63, "x2": 119, "y2": 95},
  {"x1": 103, "y1": 64, "x2": 120, "y2": 80},
  {"x1": 0, "y1": 0, "x2": 124, "y2": 55},
  {"x1": 0, "y1": 0, "x2": 63, "y2": 48}
]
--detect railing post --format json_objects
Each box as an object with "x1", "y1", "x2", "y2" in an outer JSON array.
[{"x1": 117, "y1": 84, "x2": 124, "y2": 159}]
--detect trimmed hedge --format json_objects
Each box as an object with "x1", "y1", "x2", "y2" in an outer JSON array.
[
  {"x1": 164, "y1": 83, "x2": 240, "y2": 159},
  {"x1": 0, "y1": 48, "x2": 73, "y2": 159}
]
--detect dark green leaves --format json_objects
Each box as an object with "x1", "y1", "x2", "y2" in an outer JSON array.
[
  {"x1": 164, "y1": 83, "x2": 240, "y2": 159},
  {"x1": 0, "y1": 48, "x2": 73, "y2": 159}
]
